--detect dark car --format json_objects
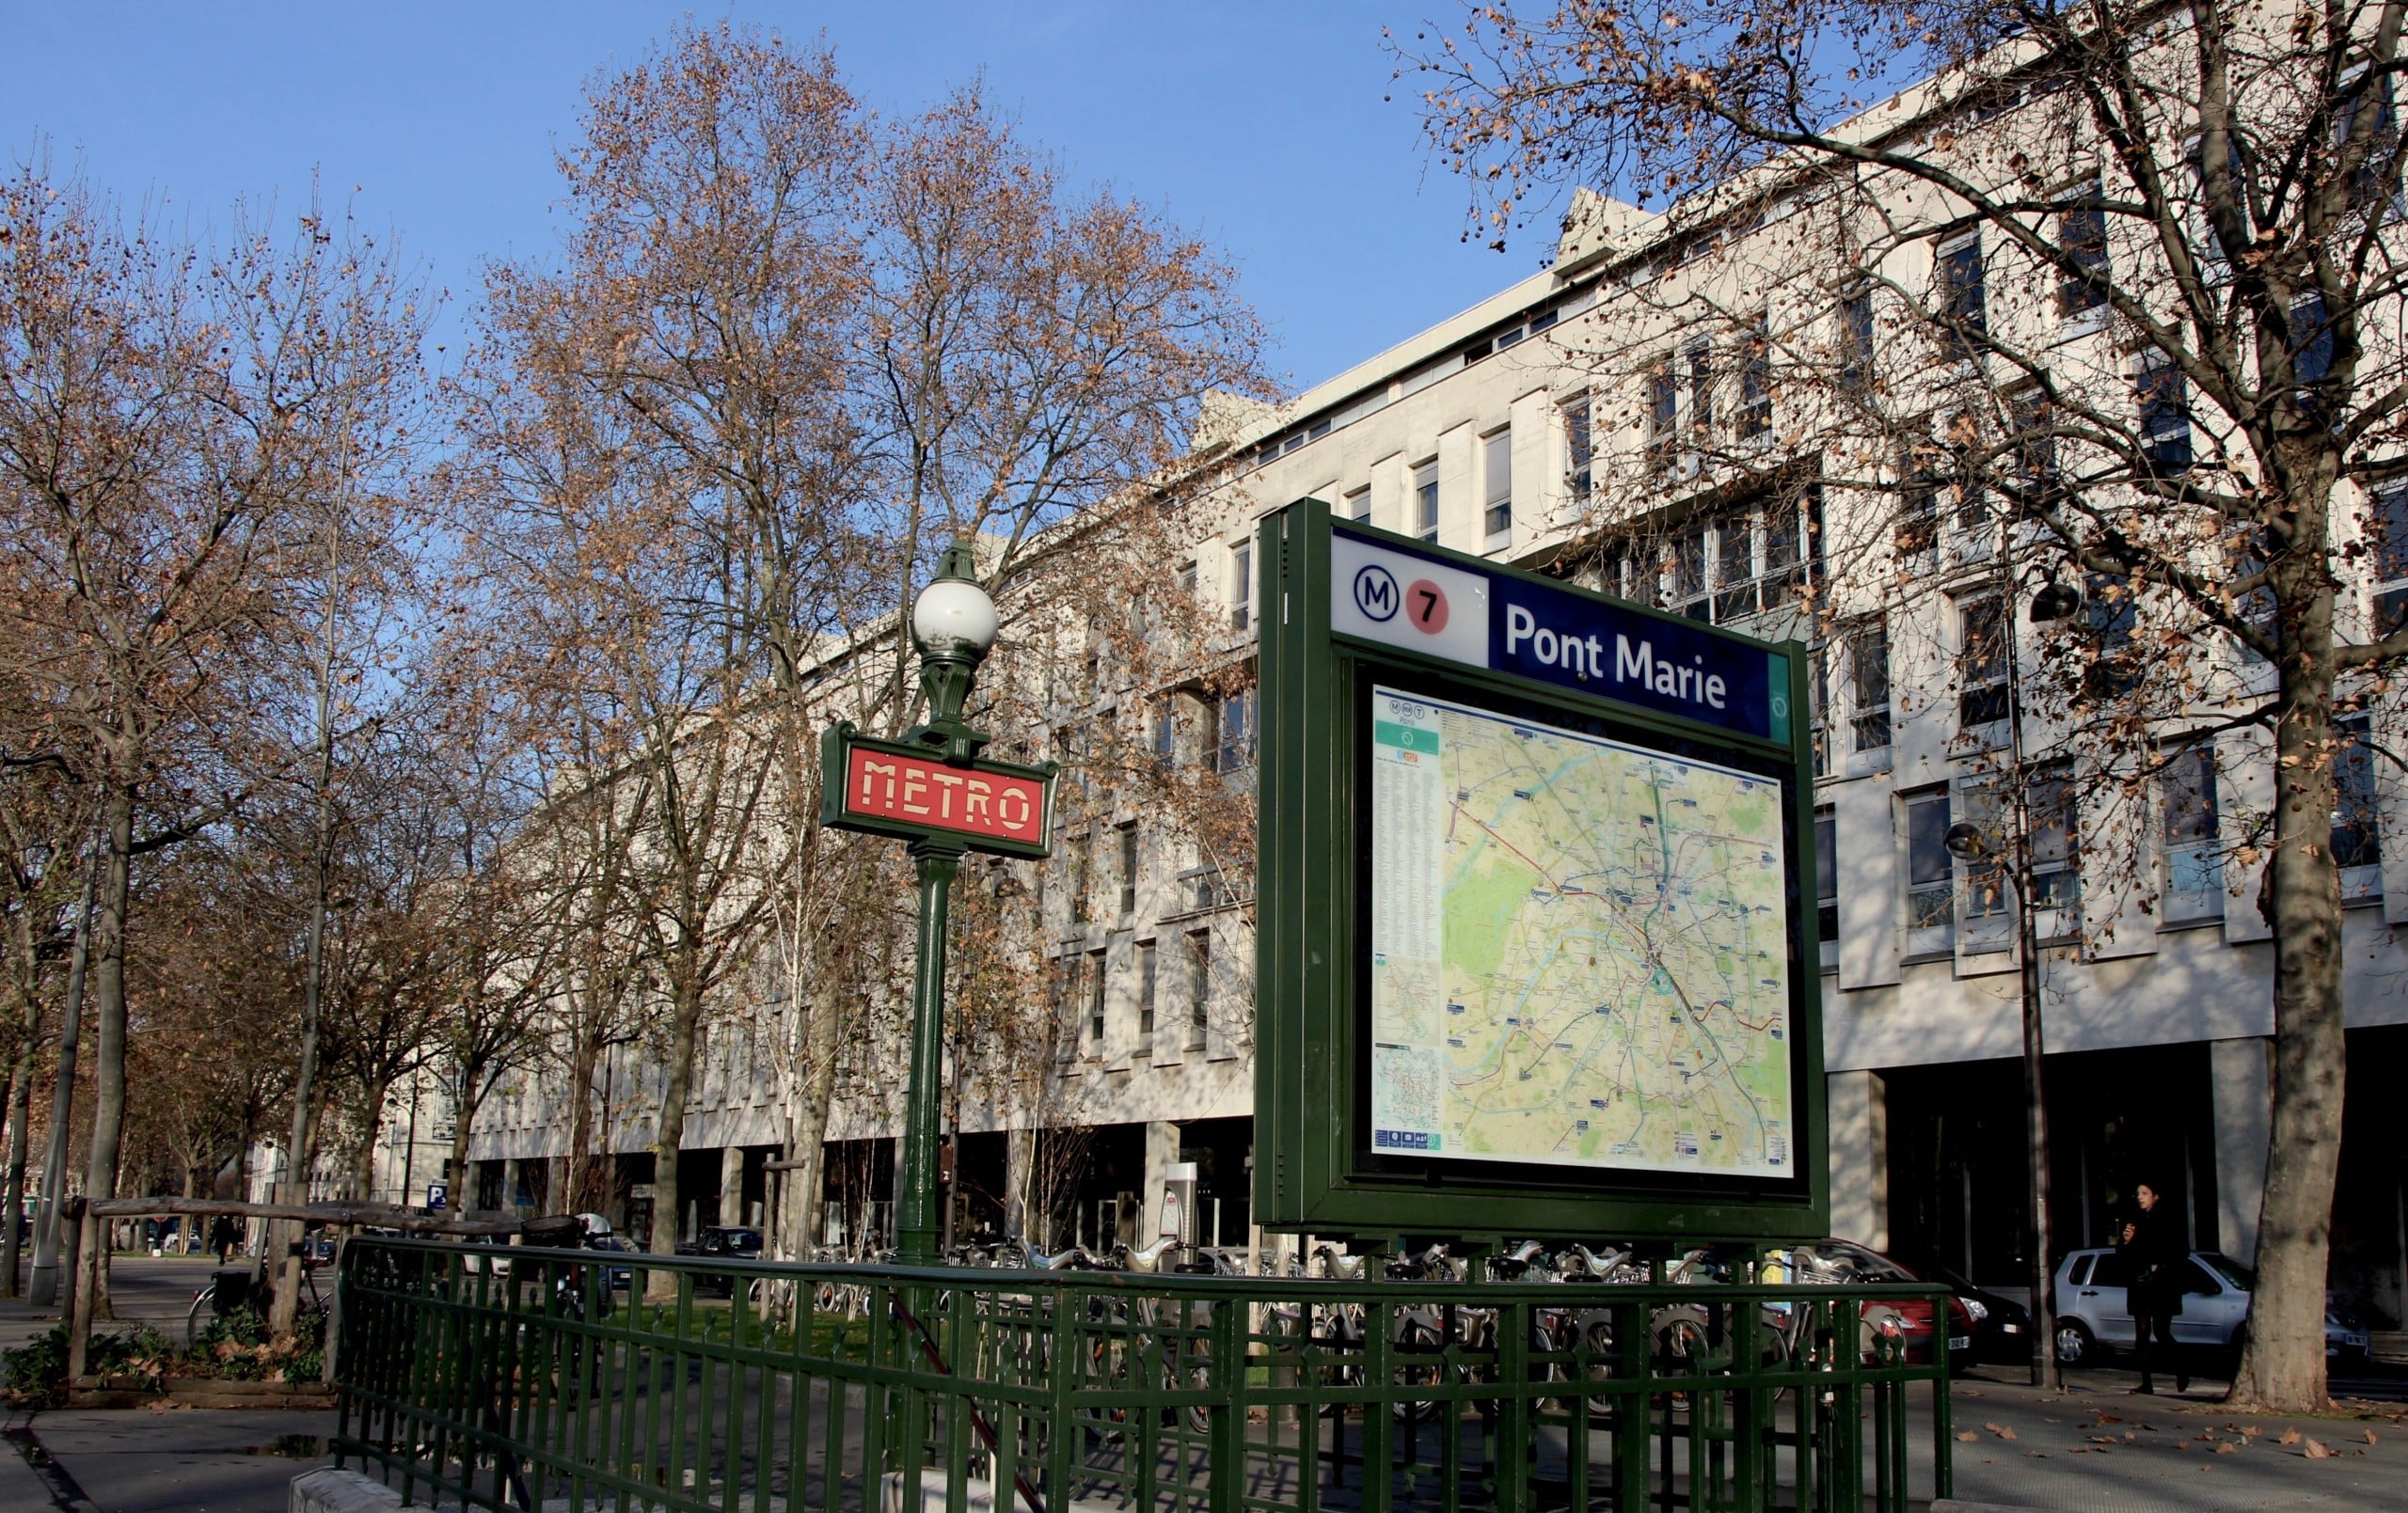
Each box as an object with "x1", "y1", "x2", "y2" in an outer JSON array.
[
  {"x1": 677, "y1": 1225, "x2": 765, "y2": 1260},
  {"x1": 1899, "y1": 1253, "x2": 2035, "y2": 1364},
  {"x1": 585, "y1": 1233, "x2": 640, "y2": 1290},
  {"x1": 675, "y1": 1225, "x2": 765, "y2": 1294}
]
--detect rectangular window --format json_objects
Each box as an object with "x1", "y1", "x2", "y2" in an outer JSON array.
[
  {"x1": 2028, "y1": 766, "x2": 2080, "y2": 913},
  {"x1": 2008, "y1": 386, "x2": 2056, "y2": 495},
  {"x1": 1086, "y1": 948, "x2": 1107, "y2": 1045},
  {"x1": 2292, "y1": 292, "x2": 2334, "y2": 413},
  {"x1": 1344, "y1": 484, "x2": 1371, "y2": 522},
  {"x1": 1958, "y1": 596, "x2": 2010, "y2": 728},
  {"x1": 2337, "y1": 65, "x2": 2401, "y2": 213},
  {"x1": 1737, "y1": 314, "x2": 1771, "y2": 438},
  {"x1": 1175, "y1": 559, "x2": 1197, "y2": 602},
  {"x1": 1186, "y1": 929, "x2": 1211, "y2": 1048},
  {"x1": 2333, "y1": 715, "x2": 2383, "y2": 883},
  {"x1": 1904, "y1": 789, "x2": 1956, "y2": 951},
  {"x1": 2137, "y1": 357, "x2": 2193, "y2": 477},
  {"x1": 2057, "y1": 184, "x2": 2110, "y2": 315},
  {"x1": 1414, "y1": 461, "x2": 1440, "y2": 542},
  {"x1": 1936, "y1": 232, "x2": 1988, "y2": 354},
  {"x1": 1956, "y1": 783, "x2": 2010, "y2": 925},
  {"x1": 1684, "y1": 339, "x2": 1716, "y2": 438},
  {"x1": 1117, "y1": 822, "x2": 1138, "y2": 916},
  {"x1": 1217, "y1": 685, "x2": 1256, "y2": 772},
  {"x1": 1849, "y1": 621, "x2": 1892, "y2": 751},
  {"x1": 1840, "y1": 286, "x2": 1876, "y2": 391},
  {"x1": 1069, "y1": 827, "x2": 1092, "y2": 924},
  {"x1": 2374, "y1": 484, "x2": 2408, "y2": 635},
  {"x1": 1647, "y1": 360, "x2": 1679, "y2": 467},
  {"x1": 1482, "y1": 427, "x2": 1513, "y2": 541},
  {"x1": 1896, "y1": 454, "x2": 1940, "y2": 575},
  {"x1": 1563, "y1": 394, "x2": 1593, "y2": 500},
  {"x1": 2162, "y1": 742, "x2": 2223, "y2": 921},
  {"x1": 1228, "y1": 540, "x2": 1253, "y2": 631},
  {"x1": 1814, "y1": 805, "x2": 1838, "y2": 964},
  {"x1": 1152, "y1": 698, "x2": 1178, "y2": 766},
  {"x1": 1135, "y1": 940, "x2": 1157, "y2": 1056}
]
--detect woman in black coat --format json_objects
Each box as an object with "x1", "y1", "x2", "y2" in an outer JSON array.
[{"x1": 2118, "y1": 1181, "x2": 2186, "y2": 1394}]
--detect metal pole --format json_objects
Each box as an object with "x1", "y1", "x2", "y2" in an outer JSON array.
[
  {"x1": 1996, "y1": 521, "x2": 2057, "y2": 1392},
  {"x1": 27, "y1": 843, "x2": 99, "y2": 1308},
  {"x1": 895, "y1": 843, "x2": 962, "y2": 1266},
  {"x1": 2017, "y1": 869, "x2": 2057, "y2": 1390}
]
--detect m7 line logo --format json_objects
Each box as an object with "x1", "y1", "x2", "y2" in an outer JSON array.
[{"x1": 1354, "y1": 562, "x2": 1450, "y2": 633}]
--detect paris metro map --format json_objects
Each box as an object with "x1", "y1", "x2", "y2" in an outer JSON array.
[{"x1": 1367, "y1": 686, "x2": 1795, "y2": 1179}]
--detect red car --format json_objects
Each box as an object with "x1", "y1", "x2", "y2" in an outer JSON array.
[{"x1": 1765, "y1": 1239, "x2": 1981, "y2": 1370}]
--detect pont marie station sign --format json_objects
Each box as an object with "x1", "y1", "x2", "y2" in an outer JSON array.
[{"x1": 1253, "y1": 498, "x2": 1827, "y2": 1242}]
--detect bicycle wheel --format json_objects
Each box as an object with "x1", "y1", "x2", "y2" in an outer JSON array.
[
  {"x1": 1650, "y1": 1304, "x2": 1713, "y2": 1412},
  {"x1": 184, "y1": 1284, "x2": 216, "y2": 1350},
  {"x1": 1392, "y1": 1319, "x2": 1444, "y2": 1424}
]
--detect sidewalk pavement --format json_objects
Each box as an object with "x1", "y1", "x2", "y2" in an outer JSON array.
[
  {"x1": 4, "y1": 1407, "x2": 337, "y2": 1513},
  {"x1": 1930, "y1": 1361, "x2": 2408, "y2": 1512}
]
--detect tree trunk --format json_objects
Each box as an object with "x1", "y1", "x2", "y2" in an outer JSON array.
[
  {"x1": 449, "y1": 1067, "x2": 480, "y2": 1211},
  {"x1": 349, "y1": 1075, "x2": 391, "y2": 1202},
  {"x1": 0, "y1": 1007, "x2": 33, "y2": 1295},
  {"x1": 562, "y1": 1020, "x2": 604, "y2": 1218},
  {"x1": 781, "y1": 985, "x2": 846, "y2": 1255},
  {"x1": 2233, "y1": 562, "x2": 2349, "y2": 1411},
  {"x1": 645, "y1": 969, "x2": 705, "y2": 1294},
  {"x1": 81, "y1": 784, "x2": 136, "y2": 1321}
]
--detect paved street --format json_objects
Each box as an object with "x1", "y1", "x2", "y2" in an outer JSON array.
[{"x1": 1929, "y1": 1360, "x2": 2408, "y2": 1512}]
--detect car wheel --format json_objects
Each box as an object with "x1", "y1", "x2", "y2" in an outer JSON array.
[{"x1": 2053, "y1": 1319, "x2": 2094, "y2": 1366}]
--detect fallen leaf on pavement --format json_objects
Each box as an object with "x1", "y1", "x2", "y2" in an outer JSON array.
[
  {"x1": 1986, "y1": 1422, "x2": 2017, "y2": 1441},
  {"x1": 2304, "y1": 1438, "x2": 2335, "y2": 1458},
  {"x1": 2094, "y1": 1412, "x2": 2122, "y2": 1424},
  {"x1": 2364, "y1": 1429, "x2": 2379, "y2": 1445},
  {"x1": 2242, "y1": 1426, "x2": 2259, "y2": 1440},
  {"x1": 2279, "y1": 1428, "x2": 2303, "y2": 1445},
  {"x1": 1957, "y1": 1431, "x2": 1979, "y2": 1442},
  {"x1": 2024, "y1": 1450, "x2": 2048, "y2": 1458},
  {"x1": 2214, "y1": 1442, "x2": 2239, "y2": 1455},
  {"x1": 2088, "y1": 1435, "x2": 2118, "y2": 1444}
]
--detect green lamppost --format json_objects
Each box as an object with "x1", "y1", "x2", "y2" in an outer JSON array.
[
  {"x1": 822, "y1": 543, "x2": 1054, "y2": 1266},
  {"x1": 895, "y1": 544, "x2": 996, "y2": 1265}
]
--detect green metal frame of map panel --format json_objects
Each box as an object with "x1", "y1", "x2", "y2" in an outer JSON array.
[{"x1": 1254, "y1": 496, "x2": 1828, "y2": 1242}]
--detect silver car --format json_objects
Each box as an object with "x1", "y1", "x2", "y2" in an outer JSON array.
[{"x1": 2052, "y1": 1248, "x2": 2369, "y2": 1366}]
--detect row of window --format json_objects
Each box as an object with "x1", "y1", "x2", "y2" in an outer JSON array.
[
  {"x1": 1808, "y1": 727, "x2": 2384, "y2": 961},
  {"x1": 1057, "y1": 931, "x2": 1214, "y2": 1060},
  {"x1": 1059, "y1": 816, "x2": 1243, "y2": 927}
]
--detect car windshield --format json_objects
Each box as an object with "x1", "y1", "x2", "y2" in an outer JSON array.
[{"x1": 2199, "y1": 1252, "x2": 2255, "y2": 1291}]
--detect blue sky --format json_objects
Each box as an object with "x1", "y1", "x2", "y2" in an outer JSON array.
[{"x1": 1, "y1": 2, "x2": 1541, "y2": 396}]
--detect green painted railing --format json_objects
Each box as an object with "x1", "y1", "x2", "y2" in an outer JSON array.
[{"x1": 332, "y1": 1237, "x2": 1952, "y2": 1513}]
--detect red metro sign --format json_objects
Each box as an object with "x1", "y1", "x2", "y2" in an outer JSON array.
[{"x1": 819, "y1": 724, "x2": 1055, "y2": 859}]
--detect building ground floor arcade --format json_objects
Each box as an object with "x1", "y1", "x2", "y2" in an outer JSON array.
[{"x1": 451, "y1": 1026, "x2": 2406, "y2": 1329}]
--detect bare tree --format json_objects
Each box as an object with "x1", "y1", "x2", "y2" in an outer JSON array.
[
  {"x1": 1399, "y1": 0, "x2": 2408, "y2": 1410},
  {"x1": 0, "y1": 162, "x2": 429, "y2": 1322}
]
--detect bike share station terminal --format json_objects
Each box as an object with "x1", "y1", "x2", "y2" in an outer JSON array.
[{"x1": 325, "y1": 509, "x2": 1953, "y2": 1513}]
